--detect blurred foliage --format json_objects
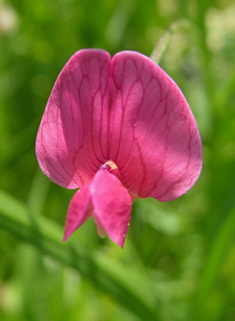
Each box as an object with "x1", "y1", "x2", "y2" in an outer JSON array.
[{"x1": 0, "y1": 0, "x2": 235, "y2": 320}]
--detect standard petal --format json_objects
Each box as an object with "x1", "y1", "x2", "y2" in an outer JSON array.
[
  {"x1": 36, "y1": 49, "x2": 111, "y2": 189},
  {"x1": 90, "y1": 169, "x2": 132, "y2": 248},
  {"x1": 63, "y1": 183, "x2": 92, "y2": 242},
  {"x1": 109, "y1": 51, "x2": 202, "y2": 201}
]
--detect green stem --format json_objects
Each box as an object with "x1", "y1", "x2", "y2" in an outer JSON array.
[
  {"x1": 0, "y1": 189, "x2": 159, "y2": 321},
  {"x1": 194, "y1": 208, "x2": 235, "y2": 317},
  {"x1": 150, "y1": 19, "x2": 192, "y2": 65}
]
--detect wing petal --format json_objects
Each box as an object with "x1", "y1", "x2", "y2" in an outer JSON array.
[
  {"x1": 63, "y1": 183, "x2": 92, "y2": 242},
  {"x1": 90, "y1": 169, "x2": 132, "y2": 248}
]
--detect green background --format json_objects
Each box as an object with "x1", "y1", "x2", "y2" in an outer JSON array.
[{"x1": 0, "y1": 0, "x2": 235, "y2": 320}]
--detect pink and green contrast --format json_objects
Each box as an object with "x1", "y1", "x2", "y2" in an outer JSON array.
[{"x1": 36, "y1": 49, "x2": 202, "y2": 248}]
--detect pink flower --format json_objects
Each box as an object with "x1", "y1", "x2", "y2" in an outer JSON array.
[{"x1": 36, "y1": 49, "x2": 202, "y2": 248}]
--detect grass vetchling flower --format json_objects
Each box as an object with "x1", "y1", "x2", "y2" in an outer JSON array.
[{"x1": 36, "y1": 49, "x2": 202, "y2": 248}]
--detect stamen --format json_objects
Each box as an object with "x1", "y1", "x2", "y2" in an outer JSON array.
[{"x1": 100, "y1": 160, "x2": 120, "y2": 178}]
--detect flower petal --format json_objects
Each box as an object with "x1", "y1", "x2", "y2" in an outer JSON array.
[
  {"x1": 93, "y1": 215, "x2": 107, "y2": 238},
  {"x1": 109, "y1": 51, "x2": 202, "y2": 201},
  {"x1": 36, "y1": 49, "x2": 111, "y2": 189},
  {"x1": 63, "y1": 183, "x2": 92, "y2": 242},
  {"x1": 90, "y1": 168, "x2": 132, "y2": 248}
]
